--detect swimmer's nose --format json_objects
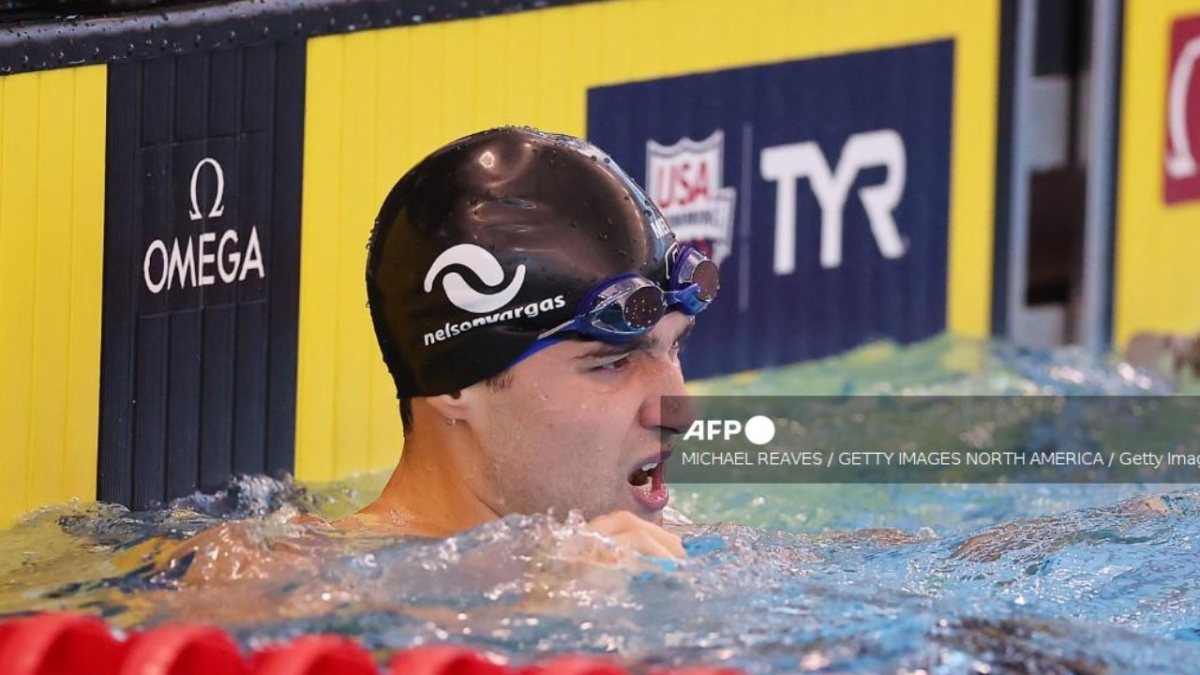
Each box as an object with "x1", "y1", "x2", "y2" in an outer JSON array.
[
  {"x1": 641, "y1": 359, "x2": 695, "y2": 437},
  {"x1": 660, "y1": 393, "x2": 696, "y2": 438}
]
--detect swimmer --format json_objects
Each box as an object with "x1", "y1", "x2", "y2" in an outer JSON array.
[
  {"x1": 346, "y1": 127, "x2": 717, "y2": 560},
  {"x1": 139, "y1": 128, "x2": 711, "y2": 601}
]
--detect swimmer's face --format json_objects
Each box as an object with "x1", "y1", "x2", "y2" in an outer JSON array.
[{"x1": 466, "y1": 312, "x2": 695, "y2": 523}]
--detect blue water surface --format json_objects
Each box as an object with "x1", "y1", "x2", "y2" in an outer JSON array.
[{"x1": 0, "y1": 336, "x2": 1198, "y2": 674}]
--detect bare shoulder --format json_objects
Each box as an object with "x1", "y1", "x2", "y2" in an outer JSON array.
[{"x1": 150, "y1": 513, "x2": 334, "y2": 584}]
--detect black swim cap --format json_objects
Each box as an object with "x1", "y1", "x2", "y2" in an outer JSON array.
[{"x1": 367, "y1": 127, "x2": 676, "y2": 398}]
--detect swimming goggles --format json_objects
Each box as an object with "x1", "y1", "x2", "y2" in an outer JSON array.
[{"x1": 536, "y1": 244, "x2": 720, "y2": 344}]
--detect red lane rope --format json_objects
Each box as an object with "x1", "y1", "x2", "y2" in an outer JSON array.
[{"x1": 0, "y1": 613, "x2": 742, "y2": 675}]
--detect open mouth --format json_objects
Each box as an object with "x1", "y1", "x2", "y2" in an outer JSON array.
[{"x1": 627, "y1": 454, "x2": 670, "y2": 511}]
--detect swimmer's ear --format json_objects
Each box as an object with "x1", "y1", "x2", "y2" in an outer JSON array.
[{"x1": 423, "y1": 388, "x2": 475, "y2": 425}]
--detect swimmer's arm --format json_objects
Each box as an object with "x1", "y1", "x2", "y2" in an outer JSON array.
[
  {"x1": 586, "y1": 510, "x2": 685, "y2": 560},
  {"x1": 507, "y1": 511, "x2": 687, "y2": 616},
  {"x1": 951, "y1": 495, "x2": 1171, "y2": 562},
  {"x1": 146, "y1": 516, "x2": 328, "y2": 585}
]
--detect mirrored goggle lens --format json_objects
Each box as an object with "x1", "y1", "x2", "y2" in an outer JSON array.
[
  {"x1": 687, "y1": 259, "x2": 720, "y2": 303},
  {"x1": 589, "y1": 278, "x2": 666, "y2": 334},
  {"x1": 622, "y1": 284, "x2": 666, "y2": 329},
  {"x1": 674, "y1": 246, "x2": 721, "y2": 303}
]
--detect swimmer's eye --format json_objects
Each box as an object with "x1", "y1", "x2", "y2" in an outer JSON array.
[{"x1": 591, "y1": 355, "x2": 631, "y2": 372}]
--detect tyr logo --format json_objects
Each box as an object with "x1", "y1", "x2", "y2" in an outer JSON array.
[{"x1": 761, "y1": 129, "x2": 907, "y2": 272}]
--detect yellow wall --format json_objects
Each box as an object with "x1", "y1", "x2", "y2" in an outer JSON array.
[
  {"x1": 295, "y1": 0, "x2": 1001, "y2": 480},
  {"x1": 0, "y1": 67, "x2": 106, "y2": 524},
  {"x1": 1113, "y1": 0, "x2": 1200, "y2": 346}
]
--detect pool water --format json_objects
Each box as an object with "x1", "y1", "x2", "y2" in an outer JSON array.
[{"x1": 1, "y1": 335, "x2": 1198, "y2": 673}]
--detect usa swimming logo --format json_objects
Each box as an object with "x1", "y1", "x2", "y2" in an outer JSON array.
[
  {"x1": 422, "y1": 243, "x2": 564, "y2": 346},
  {"x1": 646, "y1": 130, "x2": 737, "y2": 265}
]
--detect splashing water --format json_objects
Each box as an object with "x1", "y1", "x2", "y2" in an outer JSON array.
[{"x1": 0, "y1": 336, "x2": 1198, "y2": 673}]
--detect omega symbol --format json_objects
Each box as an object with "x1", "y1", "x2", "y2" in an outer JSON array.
[{"x1": 188, "y1": 157, "x2": 227, "y2": 221}]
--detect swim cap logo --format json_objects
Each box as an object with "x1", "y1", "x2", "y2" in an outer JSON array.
[
  {"x1": 423, "y1": 244, "x2": 527, "y2": 314},
  {"x1": 420, "y1": 245, "x2": 565, "y2": 348},
  {"x1": 647, "y1": 130, "x2": 737, "y2": 265}
]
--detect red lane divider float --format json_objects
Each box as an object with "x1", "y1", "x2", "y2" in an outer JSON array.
[
  {"x1": 388, "y1": 645, "x2": 508, "y2": 674},
  {"x1": 254, "y1": 635, "x2": 376, "y2": 675},
  {"x1": 0, "y1": 613, "x2": 742, "y2": 675},
  {"x1": 121, "y1": 624, "x2": 249, "y2": 675},
  {"x1": 517, "y1": 655, "x2": 629, "y2": 675},
  {"x1": 0, "y1": 613, "x2": 122, "y2": 675}
]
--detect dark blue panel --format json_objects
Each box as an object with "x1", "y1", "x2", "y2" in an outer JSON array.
[
  {"x1": 199, "y1": 304, "x2": 236, "y2": 492},
  {"x1": 233, "y1": 302, "x2": 268, "y2": 477},
  {"x1": 588, "y1": 41, "x2": 954, "y2": 379},
  {"x1": 175, "y1": 54, "x2": 209, "y2": 143},
  {"x1": 131, "y1": 315, "x2": 167, "y2": 509},
  {"x1": 242, "y1": 44, "x2": 273, "y2": 133},
  {"x1": 140, "y1": 58, "x2": 174, "y2": 147},
  {"x1": 100, "y1": 44, "x2": 305, "y2": 509},
  {"x1": 98, "y1": 63, "x2": 142, "y2": 506},
  {"x1": 264, "y1": 41, "x2": 305, "y2": 477},
  {"x1": 210, "y1": 49, "x2": 242, "y2": 139},
  {"x1": 166, "y1": 309, "x2": 201, "y2": 498}
]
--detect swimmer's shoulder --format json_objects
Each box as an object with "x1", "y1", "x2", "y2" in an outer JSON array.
[
  {"x1": 328, "y1": 505, "x2": 441, "y2": 537},
  {"x1": 329, "y1": 511, "x2": 392, "y2": 533}
]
